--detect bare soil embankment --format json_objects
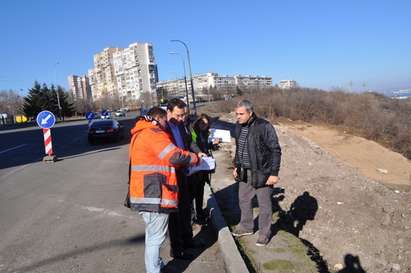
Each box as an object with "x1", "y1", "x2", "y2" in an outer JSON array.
[
  {"x1": 212, "y1": 111, "x2": 411, "y2": 273},
  {"x1": 282, "y1": 120, "x2": 411, "y2": 188}
]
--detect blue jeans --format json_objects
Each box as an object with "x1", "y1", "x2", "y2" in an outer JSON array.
[{"x1": 140, "y1": 212, "x2": 169, "y2": 273}]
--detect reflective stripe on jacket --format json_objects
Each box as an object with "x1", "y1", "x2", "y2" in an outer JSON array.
[{"x1": 128, "y1": 119, "x2": 198, "y2": 213}]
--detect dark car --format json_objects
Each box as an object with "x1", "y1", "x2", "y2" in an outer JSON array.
[{"x1": 88, "y1": 119, "x2": 124, "y2": 144}]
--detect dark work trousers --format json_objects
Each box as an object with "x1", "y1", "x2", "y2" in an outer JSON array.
[
  {"x1": 168, "y1": 172, "x2": 193, "y2": 255},
  {"x1": 238, "y1": 178, "x2": 273, "y2": 239},
  {"x1": 189, "y1": 172, "x2": 208, "y2": 220}
]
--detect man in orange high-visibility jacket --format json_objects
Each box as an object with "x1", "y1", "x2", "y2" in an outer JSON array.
[{"x1": 129, "y1": 107, "x2": 199, "y2": 273}]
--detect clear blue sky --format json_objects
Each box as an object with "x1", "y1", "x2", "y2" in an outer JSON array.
[{"x1": 1, "y1": 0, "x2": 410, "y2": 94}]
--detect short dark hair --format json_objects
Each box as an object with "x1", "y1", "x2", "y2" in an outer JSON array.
[
  {"x1": 147, "y1": 106, "x2": 167, "y2": 119},
  {"x1": 167, "y1": 98, "x2": 186, "y2": 112}
]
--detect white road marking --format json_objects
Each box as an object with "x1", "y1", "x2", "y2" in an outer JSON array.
[
  {"x1": 0, "y1": 144, "x2": 27, "y2": 155},
  {"x1": 80, "y1": 205, "x2": 133, "y2": 219}
]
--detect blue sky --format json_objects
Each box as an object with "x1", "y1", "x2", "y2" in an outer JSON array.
[{"x1": 1, "y1": 0, "x2": 410, "y2": 94}]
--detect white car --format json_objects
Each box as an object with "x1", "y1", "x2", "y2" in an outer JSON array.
[{"x1": 114, "y1": 111, "x2": 126, "y2": 117}]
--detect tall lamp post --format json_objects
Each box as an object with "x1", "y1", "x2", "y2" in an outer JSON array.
[
  {"x1": 169, "y1": 52, "x2": 190, "y2": 113},
  {"x1": 170, "y1": 39, "x2": 197, "y2": 115},
  {"x1": 54, "y1": 62, "x2": 62, "y2": 120}
]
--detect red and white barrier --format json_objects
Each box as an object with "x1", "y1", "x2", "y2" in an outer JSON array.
[{"x1": 43, "y1": 128, "x2": 53, "y2": 156}]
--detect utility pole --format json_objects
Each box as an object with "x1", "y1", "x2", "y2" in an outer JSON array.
[
  {"x1": 169, "y1": 52, "x2": 190, "y2": 113},
  {"x1": 54, "y1": 62, "x2": 63, "y2": 120},
  {"x1": 171, "y1": 40, "x2": 197, "y2": 115}
]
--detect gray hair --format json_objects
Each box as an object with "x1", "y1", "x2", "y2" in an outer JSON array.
[{"x1": 237, "y1": 99, "x2": 254, "y2": 113}]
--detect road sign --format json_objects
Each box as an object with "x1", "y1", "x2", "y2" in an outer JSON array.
[
  {"x1": 36, "y1": 111, "x2": 56, "y2": 129},
  {"x1": 85, "y1": 112, "x2": 95, "y2": 121}
]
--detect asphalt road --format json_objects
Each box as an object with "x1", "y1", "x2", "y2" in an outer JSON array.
[
  {"x1": 0, "y1": 115, "x2": 226, "y2": 273},
  {"x1": 0, "y1": 116, "x2": 150, "y2": 273}
]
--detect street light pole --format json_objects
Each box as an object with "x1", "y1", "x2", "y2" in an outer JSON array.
[
  {"x1": 170, "y1": 39, "x2": 197, "y2": 115},
  {"x1": 169, "y1": 52, "x2": 190, "y2": 113},
  {"x1": 54, "y1": 62, "x2": 62, "y2": 120}
]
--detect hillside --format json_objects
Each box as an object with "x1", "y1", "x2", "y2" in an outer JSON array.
[{"x1": 214, "y1": 112, "x2": 411, "y2": 273}]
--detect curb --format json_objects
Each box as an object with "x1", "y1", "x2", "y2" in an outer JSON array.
[{"x1": 204, "y1": 183, "x2": 249, "y2": 273}]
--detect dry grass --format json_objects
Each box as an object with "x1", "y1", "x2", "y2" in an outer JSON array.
[{"x1": 210, "y1": 87, "x2": 411, "y2": 160}]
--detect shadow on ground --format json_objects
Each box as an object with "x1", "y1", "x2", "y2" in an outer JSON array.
[
  {"x1": 214, "y1": 181, "x2": 368, "y2": 273},
  {"x1": 10, "y1": 234, "x2": 145, "y2": 272},
  {"x1": 163, "y1": 223, "x2": 218, "y2": 273}
]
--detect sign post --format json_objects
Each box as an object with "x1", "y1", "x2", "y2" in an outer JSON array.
[
  {"x1": 85, "y1": 111, "x2": 95, "y2": 124},
  {"x1": 36, "y1": 110, "x2": 57, "y2": 162}
]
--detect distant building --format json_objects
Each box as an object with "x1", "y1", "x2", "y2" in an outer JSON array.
[
  {"x1": 87, "y1": 42, "x2": 158, "y2": 103},
  {"x1": 88, "y1": 47, "x2": 121, "y2": 101},
  {"x1": 391, "y1": 89, "x2": 411, "y2": 100},
  {"x1": 278, "y1": 80, "x2": 298, "y2": 89},
  {"x1": 157, "y1": 72, "x2": 272, "y2": 101},
  {"x1": 67, "y1": 75, "x2": 92, "y2": 101},
  {"x1": 235, "y1": 75, "x2": 272, "y2": 90}
]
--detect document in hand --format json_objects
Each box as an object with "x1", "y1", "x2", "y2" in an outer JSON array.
[
  {"x1": 187, "y1": 156, "x2": 216, "y2": 176},
  {"x1": 209, "y1": 129, "x2": 231, "y2": 143}
]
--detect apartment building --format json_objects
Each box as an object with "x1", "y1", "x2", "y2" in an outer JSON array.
[
  {"x1": 157, "y1": 72, "x2": 272, "y2": 99},
  {"x1": 67, "y1": 75, "x2": 92, "y2": 101},
  {"x1": 235, "y1": 75, "x2": 272, "y2": 89},
  {"x1": 278, "y1": 80, "x2": 298, "y2": 89},
  {"x1": 88, "y1": 42, "x2": 158, "y2": 102},
  {"x1": 88, "y1": 47, "x2": 121, "y2": 101}
]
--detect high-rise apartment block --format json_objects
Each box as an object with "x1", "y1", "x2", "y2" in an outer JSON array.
[
  {"x1": 88, "y1": 42, "x2": 158, "y2": 102},
  {"x1": 67, "y1": 75, "x2": 92, "y2": 101},
  {"x1": 88, "y1": 48, "x2": 121, "y2": 101}
]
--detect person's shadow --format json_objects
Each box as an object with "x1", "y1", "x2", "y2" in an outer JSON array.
[
  {"x1": 162, "y1": 223, "x2": 218, "y2": 273},
  {"x1": 279, "y1": 191, "x2": 318, "y2": 237},
  {"x1": 337, "y1": 254, "x2": 367, "y2": 273},
  {"x1": 269, "y1": 191, "x2": 330, "y2": 273}
]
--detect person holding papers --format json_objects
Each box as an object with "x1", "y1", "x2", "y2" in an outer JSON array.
[{"x1": 190, "y1": 114, "x2": 220, "y2": 224}]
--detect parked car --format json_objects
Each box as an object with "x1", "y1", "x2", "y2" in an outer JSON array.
[
  {"x1": 114, "y1": 110, "x2": 126, "y2": 117},
  {"x1": 101, "y1": 110, "x2": 112, "y2": 119},
  {"x1": 88, "y1": 119, "x2": 124, "y2": 144}
]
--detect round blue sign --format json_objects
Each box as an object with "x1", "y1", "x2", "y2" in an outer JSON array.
[
  {"x1": 85, "y1": 111, "x2": 95, "y2": 121},
  {"x1": 36, "y1": 110, "x2": 56, "y2": 129}
]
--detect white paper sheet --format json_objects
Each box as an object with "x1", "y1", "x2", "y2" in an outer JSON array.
[
  {"x1": 187, "y1": 156, "x2": 216, "y2": 176},
  {"x1": 209, "y1": 129, "x2": 231, "y2": 143}
]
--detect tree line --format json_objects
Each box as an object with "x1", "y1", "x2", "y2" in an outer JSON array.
[{"x1": 23, "y1": 81, "x2": 75, "y2": 120}]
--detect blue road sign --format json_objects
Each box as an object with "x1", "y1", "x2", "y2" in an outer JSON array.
[
  {"x1": 36, "y1": 111, "x2": 56, "y2": 129},
  {"x1": 85, "y1": 111, "x2": 95, "y2": 121}
]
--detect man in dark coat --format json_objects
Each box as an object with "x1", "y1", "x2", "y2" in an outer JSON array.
[{"x1": 231, "y1": 99, "x2": 282, "y2": 246}]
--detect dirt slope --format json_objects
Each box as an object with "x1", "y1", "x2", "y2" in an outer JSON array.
[
  {"x1": 277, "y1": 122, "x2": 411, "y2": 273},
  {"x1": 283, "y1": 121, "x2": 411, "y2": 188},
  {"x1": 214, "y1": 112, "x2": 411, "y2": 273}
]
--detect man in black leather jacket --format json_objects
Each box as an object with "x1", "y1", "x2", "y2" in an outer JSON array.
[{"x1": 231, "y1": 99, "x2": 282, "y2": 246}]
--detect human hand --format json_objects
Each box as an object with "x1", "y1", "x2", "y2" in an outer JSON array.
[
  {"x1": 232, "y1": 167, "x2": 238, "y2": 178},
  {"x1": 197, "y1": 152, "x2": 207, "y2": 158},
  {"x1": 266, "y1": 176, "x2": 279, "y2": 186}
]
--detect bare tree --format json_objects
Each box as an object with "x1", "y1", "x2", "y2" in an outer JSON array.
[{"x1": 0, "y1": 89, "x2": 24, "y2": 115}]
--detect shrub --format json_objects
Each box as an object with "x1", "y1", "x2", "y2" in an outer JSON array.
[{"x1": 211, "y1": 87, "x2": 411, "y2": 160}]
